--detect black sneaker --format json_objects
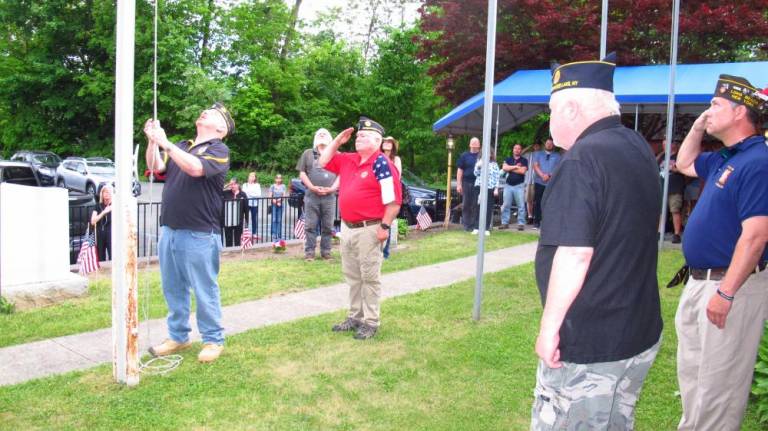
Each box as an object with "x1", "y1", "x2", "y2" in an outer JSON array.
[
  {"x1": 672, "y1": 234, "x2": 681, "y2": 244},
  {"x1": 517, "y1": 224, "x2": 524, "y2": 231},
  {"x1": 332, "y1": 318, "x2": 361, "y2": 332},
  {"x1": 498, "y1": 224, "x2": 509, "y2": 230},
  {"x1": 353, "y1": 324, "x2": 378, "y2": 340}
]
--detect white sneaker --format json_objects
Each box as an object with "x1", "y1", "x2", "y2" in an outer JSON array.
[
  {"x1": 484, "y1": 230, "x2": 490, "y2": 236},
  {"x1": 471, "y1": 229, "x2": 479, "y2": 235}
]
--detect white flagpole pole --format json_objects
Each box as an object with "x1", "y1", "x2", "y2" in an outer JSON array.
[
  {"x1": 600, "y1": 0, "x2": 608, "y2": 58},
  {"x1": 112, "y1": 0, "x2": 139, "y2": 386},
  {"x1": 473, "y1": 0, "x2": 497, "y2": 321}
]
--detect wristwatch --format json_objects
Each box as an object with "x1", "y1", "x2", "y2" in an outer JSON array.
[{"x1": 380, "y1": 223, "x2": 391, "y2": 231}]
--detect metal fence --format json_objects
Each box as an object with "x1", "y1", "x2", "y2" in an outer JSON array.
[{"x1": 69, "y1": 196, "x2": 322, "y2": 264}]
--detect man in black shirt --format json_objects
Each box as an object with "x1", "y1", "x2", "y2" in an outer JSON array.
[
  {"x1": 456, "y1": 137, "x2": 481, "y2": 231},
  {"x1": 143, "y1": 102, "x2": 234, "y2": 364},
  {"x1": 500, "y1": 143, "x2": 528, "y2": 230},
  {"x1": 658, "y1": 140, "x2": 686, "y2": 243},
  {"x1": 531, "y1": 54, "x2": 663, "y2": 430}
]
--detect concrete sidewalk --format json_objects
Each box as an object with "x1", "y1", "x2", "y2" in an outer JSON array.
[{"x1": 0, "y1": 242, "x2": 538, "y2": 387}]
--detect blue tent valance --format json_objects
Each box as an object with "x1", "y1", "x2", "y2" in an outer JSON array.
[{"x1": 433, "y1": 61, "x2": 768, "y2": 135}]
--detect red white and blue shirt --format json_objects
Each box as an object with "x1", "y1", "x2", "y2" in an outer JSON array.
[{"x1": 325, "y1": 151, "x2": 402, "y2": 223}]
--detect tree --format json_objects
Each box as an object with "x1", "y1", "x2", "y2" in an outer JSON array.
[{"x1": 417, "y1": 0, "x2": 768, "y2": 105}]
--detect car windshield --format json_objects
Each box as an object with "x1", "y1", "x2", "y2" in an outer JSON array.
[
  {"x1": 87, "y1": 162, "x2": 114, "y2": 174},
  {"x1": 32, "y1": 154, "x2": 61, "y2": 165},
  {"x1": 400, "y1": 169, "x2": 430, "y2": 188}
]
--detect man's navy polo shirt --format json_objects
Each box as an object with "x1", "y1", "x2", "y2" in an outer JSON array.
[
  {"x1": 457, "y1": 151, "x2": 479, "y2": 182},
  {"x1": 161, "y1": 139, "x2": 230, "y2": 233},
  {"x1": 504, "y1": 156, "x2": 528, "y2": 186},
  {"x1": 683, "y1": 135, "x2": 768, "y2": 268}
]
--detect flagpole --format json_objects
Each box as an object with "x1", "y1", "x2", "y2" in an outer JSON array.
[
  {"x1": 112, "y1": 0, "x2": 139, "y2": 386},
  {"x1": 473, "y1": 0, "x2": 497, "y2": 321}
]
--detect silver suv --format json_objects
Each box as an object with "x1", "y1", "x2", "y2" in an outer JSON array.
[{"x1": 57, "y1": 157, "x2": 141, "y2": 198}]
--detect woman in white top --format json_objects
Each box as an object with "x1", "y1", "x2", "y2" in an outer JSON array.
[
  {"x1": 241, "y1": 171, "x2": 262, "y2": 237},
  {"x1": 473, "y1": 152, "x2": 500, "y2": 236}
]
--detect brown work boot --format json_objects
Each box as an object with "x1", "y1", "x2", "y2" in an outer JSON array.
[
  {"x1": 332, "y1": 317, "x2": 361, "y2": 332},
  {"x1": 304, "y1": 253, "x2": 315, "y2": 262},
  {"x1": 353, "y1": 323, "x2": 378, "y2": 340},
  {"x1": 198, "y1": 343, "x2": 224, "y2": 363},
  {"x1": 321, "y1": 252, "x2": 333, "y2": 260},
  {"x1": 148, "y1": 339, "x2": 191, "y2": 357}
]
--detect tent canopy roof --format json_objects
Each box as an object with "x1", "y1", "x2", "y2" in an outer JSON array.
[{"x1": 433, "y1": 61, "x2": 768, "y2": 136}]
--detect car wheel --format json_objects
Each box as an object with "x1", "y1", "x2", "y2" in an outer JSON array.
[
  {"x1": 86, "y1": 183, "x2": 97, "y2": 198},
  {"x1": 57, "y1": 178, "x2": 66, "y2": 188}
]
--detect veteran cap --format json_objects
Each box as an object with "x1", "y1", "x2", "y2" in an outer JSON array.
[
  {"x1": 211, "y1": 102, "x2": 236, "y2": 137},
  {"x1": 714, "y1": 75, "x2": 765, "y2": 113},
  {"x1": 357, "y1": 116, "x2": 385, "y2": 136},
  {"x1": 551, "y1": 52, "x2": 616, "y2": 94}
]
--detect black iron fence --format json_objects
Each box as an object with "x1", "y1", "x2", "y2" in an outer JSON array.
[{"x1": 69, "y1": 196, "x2": 328, "y2": 264}]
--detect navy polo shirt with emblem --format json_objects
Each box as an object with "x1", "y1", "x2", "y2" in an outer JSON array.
[
  {"x1": 683, "y1": 135, "x2": 768, "y2": 268},
  {"x1": 161, "y1": 139, "x2": 230, "y2": 233}
]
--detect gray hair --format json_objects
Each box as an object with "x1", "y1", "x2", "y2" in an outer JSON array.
[{"x1": 555, "y1": 88, "x2": 621, "y2": 118}]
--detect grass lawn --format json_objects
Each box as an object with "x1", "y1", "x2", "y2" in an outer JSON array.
[
  {"x1": 0, "y1": 249, "x2": 762, "y2": 430},
  {"x1": 0, "y1": 230, "x2": 537, "y2": 348}
]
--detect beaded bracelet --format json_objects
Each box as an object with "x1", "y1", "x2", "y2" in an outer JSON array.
[{"x1": 717, "y1": 288, "x2": 734, "y2": 302}]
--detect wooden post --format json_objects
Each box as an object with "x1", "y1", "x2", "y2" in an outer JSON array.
[
  {"x1": 113, "y1": 0, "x2": 139, "y2": 386},
  {"x1": 443, "y1": 135, "x2": 455, "y2": 227}
]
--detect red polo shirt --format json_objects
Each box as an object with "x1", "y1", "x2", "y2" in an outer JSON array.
[{"x1": 325, "y1": 150, "x2": 402, "y2": 223}]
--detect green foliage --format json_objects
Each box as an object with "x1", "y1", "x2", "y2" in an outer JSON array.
[
  {"x1": 397, "y1": 217, "x2": 408, "y2": 239},
  {"x1": 752, "y1": 324, "x2": 768, "y2": 423},
  {"x1": 0, "y1": 296, "x2": 14, "y2": 315}
]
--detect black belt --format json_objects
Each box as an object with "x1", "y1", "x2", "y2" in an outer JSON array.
[
  {"x1": 690, "y1": 261, "x2": 767, "y2": 281},
  {"x1": 343, "y1": 219, "x2": 381, "y2": 229}
]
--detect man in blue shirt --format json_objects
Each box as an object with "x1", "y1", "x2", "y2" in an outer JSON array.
[
  {"x1": 456, "y1": 137, "x2": 481, "y2": 231},
  {"x1": 532, "y1": 138, "x2": 561, "y2": 228},
  {"x1": 674, "y1": 74, "x2": 768, "y2": 431}
]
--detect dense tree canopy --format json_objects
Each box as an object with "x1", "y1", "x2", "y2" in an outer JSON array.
[{"x1": 417, "y1": 0, "x2": 768, "y2": 104}]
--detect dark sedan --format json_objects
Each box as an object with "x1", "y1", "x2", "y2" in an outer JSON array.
[{"x1": 10, "y1": 150, "x2": 62, "y2": 186}]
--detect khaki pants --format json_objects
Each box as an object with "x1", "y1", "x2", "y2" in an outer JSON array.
[
  {"x1": 675, "y1": 270, "x2": 768, "y2": 431},
  {"x1": 340, "y1": 223, "x2": 384, "y2": 327}
]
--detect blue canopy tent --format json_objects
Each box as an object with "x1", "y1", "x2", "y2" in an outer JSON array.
[{"x1": 433, "y1": 61, "x2": 768, "y2": 136}]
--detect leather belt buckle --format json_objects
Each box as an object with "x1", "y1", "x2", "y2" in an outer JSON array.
[{"x1": 690, "y1": 267, "x2": 727, "y2": 281}]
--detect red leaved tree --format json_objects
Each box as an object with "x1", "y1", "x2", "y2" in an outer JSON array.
[{"x1": 417, "y1": 0, "x2": 768, "y2": 105}]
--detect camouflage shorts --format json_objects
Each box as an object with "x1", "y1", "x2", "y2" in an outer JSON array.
[{"x1": 530, "y1": 338, "x2": 661, "y2": 430}]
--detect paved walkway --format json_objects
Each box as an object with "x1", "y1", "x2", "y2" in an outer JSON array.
[{"x1": 0, "y1": 242, "x2": 538, "y2": 386}]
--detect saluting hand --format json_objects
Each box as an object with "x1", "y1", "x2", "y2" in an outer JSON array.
[
  {"x1": 706, "y1": 292, "x2": 732, "y2": 329},
  {"x1": 333, "y1": 127, "x2": 355, "y2": 148},
  {"x1": 692, "y1": 110, "x2": 710, "y2": 133}
]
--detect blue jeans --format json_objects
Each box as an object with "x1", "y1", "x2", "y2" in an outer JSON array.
[
  {"x1": 158, "y1": 226, "x2": 224, "y2": 345},
  {"x1": 502, "y1": 183, "x2": 527, "y2": 225},
  {"x1": 271, "y1": 204, "x2": 283, "y2": 241},
  {"x1": 249, "y1": 206, "x2": 258, "y2": 236}
]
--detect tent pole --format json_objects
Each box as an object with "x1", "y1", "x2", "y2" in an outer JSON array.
[
  {"x1": 473, "y1": 0, "x2": 497, "y2": 322},
  {"x1": 658, "y1": 0, "x2": 680, "y2": 250},
  {"x1": 634, "y1": 105, "x2": 639, "y2": 131},
  {"x1": 600, "y1": 0, "x2": 608, "y2": 58}
]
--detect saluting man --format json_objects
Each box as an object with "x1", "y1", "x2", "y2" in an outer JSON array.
[
  {"x1": 318, "y1": 117, "x2": 402, "y2": 340},
  {"x1": 143, "y1": 102, "x2": 234, "y2": 363},
  {"x1": 673, "y1": 74, "x2": 768, "y2": 431}
]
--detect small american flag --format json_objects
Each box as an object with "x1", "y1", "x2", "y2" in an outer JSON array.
[
  {"x1": 78, "y1": 231, "x2": 99, "y2": 275},
  {"x1": 416, "y1": 206, "x2": 432, "y2": 230},
  {"x1": 294, "y1": 215, "x2": 306, "y2": 240},
  {"x1": 241, "y1": 227, "x2": 253, "y2": 250}
]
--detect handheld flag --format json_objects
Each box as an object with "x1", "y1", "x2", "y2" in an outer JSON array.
[{"x1": 241, "y1": 227, "x2": 253, "y2": 250}]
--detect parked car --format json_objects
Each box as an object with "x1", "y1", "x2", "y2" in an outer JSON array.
[
  {"x1": 0, "y1": 160, "x2": 42, "y2": 186},
  {"x1": 10, "y1": 150, "x2": 62, "y2": 186},
  {"x1": 57, "y1": 157, "x2": 141, "y2": 198}
]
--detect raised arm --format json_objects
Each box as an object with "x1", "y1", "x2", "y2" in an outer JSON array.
[
  {"x1": 676, "y1": 110, "x2": 709, "y2": 178},
  {"x1": 319, "y1": 127, "x2": 354, "y2": 168}
]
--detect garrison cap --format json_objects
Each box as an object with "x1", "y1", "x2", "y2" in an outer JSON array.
[
  {"x1": 357, "y1": 116, "x2": 385, "y2": 136},
  {"x1": 211, "y1": 102, "x2": 236, "y2": 137},
  {"x1": 714, "y1": 75, "x2": 765, "y2": 114},
  {"x1": 551, "y1": 52, "x2": 616, "y2": 94}
]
